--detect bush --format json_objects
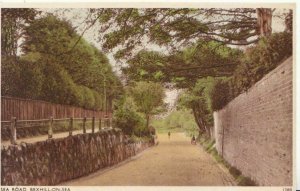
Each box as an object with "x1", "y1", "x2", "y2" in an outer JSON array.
[
  {"x1": 237, "y1": 176, "x2": 257, "y2": 186},
  {"x1": 41, "y1": 63, "x2": 75, "y2": 104},
  {"x1": 128, "y1": 134, "x2": 153, "y2": 143},
  {"x1": 80, "y1": 86, "x2": 96, "y2": 109},
  {"x1": 93, "y1": 90, "x2": 103, "y2": 110},
  {"x1": 1, "y1": 56, "x2": 21, "y2": 96},
  {"x1": 64, "y1": 79, "x2": 83, "y2": 106},
  {"x1": 113, "y1": 107, "x2": 145, "y2": 136},
  {"x1": 229, "y1": 166, "x2": 242, "y2": 178},
  {"x1": 73, "y1": 85, "x2": 85, "y2": 107},
  {"x1": 133, "y1": 125, "x2": 151, "y2": 137},
  {"x1": 1, "y1": 56, "x2": 46, "y2": 99},
  {"x1": 40, "y1": 63, "x2": 98, "y2": 108},
  {"x1": 1, "y1": 15, "x2": 123, "y2": 111}
]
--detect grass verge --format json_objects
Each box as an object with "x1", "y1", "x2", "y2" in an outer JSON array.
[
  {"x1": 198, "y1": 134, "x2": 257, "y2": 186},
  {"x1": 128, "y1": 135, "x2": 154, "y2": 143}
]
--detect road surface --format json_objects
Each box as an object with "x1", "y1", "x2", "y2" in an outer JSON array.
[{"x1": 62, "y1": 132, "x2": 236, "y2": 186}]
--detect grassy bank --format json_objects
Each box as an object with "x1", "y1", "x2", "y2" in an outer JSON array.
[{"x1": 198, "y1": 134, "x2": 257, "y2": 186}]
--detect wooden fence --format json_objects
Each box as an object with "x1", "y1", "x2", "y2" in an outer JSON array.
[
  {"x1": 1, "y1": 96, "x2": 112, "y2": 121},
  {"x1": 4, "y1": 116, "x2": 113, "y2": 145}
]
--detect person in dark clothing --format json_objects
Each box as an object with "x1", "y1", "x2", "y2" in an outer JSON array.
[
  {"x1": 168, "y1": 131, "x2": 171, "y2": 139},
  {"x1": 191, "y1": 135, "x2": 196, "y2": 145}
]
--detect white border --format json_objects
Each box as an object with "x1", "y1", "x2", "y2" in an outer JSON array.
[{"x1": 0, "y1": 1, "x2": 299, "y2": 190}]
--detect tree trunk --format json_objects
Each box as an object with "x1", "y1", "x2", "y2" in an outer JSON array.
[
  {"x1": 199, "y1": 117, "x2": 210, "y2": 138},
  {"x1": 146, "y1": 114, "x2": 150, "y2": 130},
  {"x1": 284, "y1": 9, "x2": 293, "y2": 33},
  {"x1": 256, "y1": 8, "x2": 273, "y2": 37},
  {"x1": 192, "y1": 107, "x2": 203, "y2": 131},
  {"x1": 192, "y1": 106, "x2": 209, "y2": 135}
]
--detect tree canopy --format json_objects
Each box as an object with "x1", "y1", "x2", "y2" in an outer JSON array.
[
  {"x1": 1, "y1": 8, "x2": 40, "y2": 57},
  {"x1": 177, "y1": 31, "x2": 292, "y2": 135},
  {"x1": 1, "y1": 8, "x2": 293, "y2": 137},
  {"x1": 2, "y1": 14, "x2": 123, "y2": 110},
  {"x1": 123, "y1": 40, "x2": 242, "y2": 88},
  {"x1": 83, "y1": 8, "x2": 279, "y2": 61},
  {"x1": 130, "y1": 81, "x2": 165, "y2": 129}
]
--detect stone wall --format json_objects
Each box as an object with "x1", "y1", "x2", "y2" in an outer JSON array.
[
  {"x1": 213, "y1": 57, "x2": 293, "y2": 186},
  {"x1": 1, "y1": 129, "x2": 154, "y2": 185}
]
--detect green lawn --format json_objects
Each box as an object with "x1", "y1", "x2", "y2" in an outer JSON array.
[
  {"x1": 152, "y1": 109, "x2": 199, "y2": 137},
  {"x1": 155, "y1": 127, "x2": 185, "y2": 134}
]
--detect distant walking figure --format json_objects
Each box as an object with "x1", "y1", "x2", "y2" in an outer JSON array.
[
  {"x1": 191, "y1": 135, "x2": 196, "y2": 145},
  {"x1": 168, "y1": 132, "x2": 171, "y2": 139}
]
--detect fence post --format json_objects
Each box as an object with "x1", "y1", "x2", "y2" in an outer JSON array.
[
  {"x1": 48, "y1": 117, "x2": 53, "y2": 139},
  {"x1": 99, "y1": 118, "x2": 102, "y2": 131},
  {"x1": 10, "y1": 117, "x2": 17, "y2": 145},
  {"x1": 105, "y1": 117, "x2": 108, "y2": 128},
  {"x1": 83, "y1": 117, "x2": 86, "y2": 134},
  {"x1": 69, "y1": 117, "x2": 73, "y2": 136},
  {"x1": 107, "y1": 118, "x2": 110, "y2": 128},
  {"x1": 221, "y1": 125, "x2": 225, "y2": 157},
  {"x1": 92, "y1": 117, "x2": 95, "y2": 133}
]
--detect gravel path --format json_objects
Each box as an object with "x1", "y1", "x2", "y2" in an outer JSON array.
[{"x1": 62, "y1": 132, "x2": 236, "y2": 186}]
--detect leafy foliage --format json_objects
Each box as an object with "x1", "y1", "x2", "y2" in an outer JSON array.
[
  {"x1": 173, "y1": 31, "x2": 293, "y2": 137},
  {"x1": 113, "y1": 105, "x2": 145, "y2": 136},
  {"x1": 129, "y1": 81, "x2": 165, "y2": 129},
  {"x1": 167, "y1": 40, "x2": 241, "y2": 88},
  {"x1": 210, "y1": 79, "x2": 231, "y2": 111},
  {"x1": 130, "y1": 81, "x2": 165, "y2": 116},
  {"x1": 1, "y1": 9, "x2": 293, "y2": 139},
  {"x1": 123, "y1": 50, "x2": 169, "y2": 83},
  {"x1": 113, "y1": 94, "x2": 149, "y2": 136},
  {"x1": 177, "y1": 77, "x2": 217, "y2": 133},
  {"x1": 1, "y1": 8, "x2": 40, "y2": 56},
  {"x1": 231, "y1": 32, "x2": 292, "y2": 95},
  {"x1": 1, "y1": 15, "x2": 123, "y2": 110},
  {"x1": 124, "y1": 81, "x2": 165, "y2": 131},
  {"x1": 124, "y1": 40, "x2": 242, "y2": 88},
  {"x1": 207, "y1": 32, "x2": 292, "y2": 111},
  {"x1": 1, "y1": 57, "x2": 21, "y2": 96},
  {"x1": 90, "y1": 8, "x2": 261, "y2": 61}
]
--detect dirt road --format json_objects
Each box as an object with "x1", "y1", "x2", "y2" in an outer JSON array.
[{"x1": 62, "y1": 132, "x2": 236, "y2": 186}]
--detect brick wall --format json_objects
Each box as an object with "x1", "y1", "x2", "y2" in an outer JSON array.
[
  {"x1": 1, "y1": 129, "x2": 154, "y2": 185},
  {"x1": 213, "y1": 57, "x2": 293, "y2": 186}
]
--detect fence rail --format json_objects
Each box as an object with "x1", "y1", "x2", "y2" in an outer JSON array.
[
  {"x1": 4, "y1": 116, "x2": 113, "y2": 145},
  {"x1": 1, "y1": 96, "x2": 112, "y2": 121}
]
